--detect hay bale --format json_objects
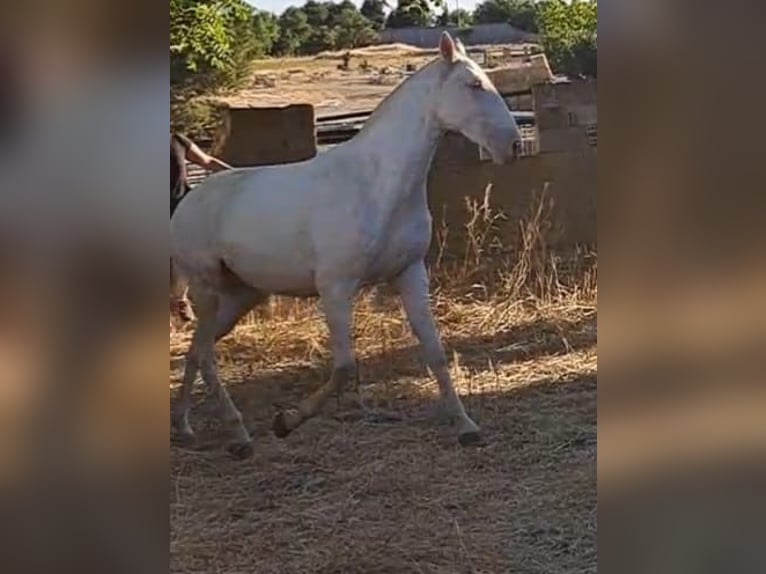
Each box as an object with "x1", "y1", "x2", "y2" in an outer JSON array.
[{"x1": 215, "y1": 104, "x2": 316, "y2": 167}]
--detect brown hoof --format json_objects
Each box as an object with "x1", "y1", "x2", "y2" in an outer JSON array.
[
  {"x1": 458, "y1": 431, "x2": 486, "y2": 448},
  {"x1": 272, "y1": 411, "x2": 294, "y2": 439},
  {"x1": 227, "y1": 441, "x2": 254, "y2": 460}
]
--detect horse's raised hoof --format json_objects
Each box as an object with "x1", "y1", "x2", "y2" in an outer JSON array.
[
  {"x1": 272, "y1": 411, "x2": 294, "y2": 439},
  {"x1": 458, "y1": 431, "x2": 486, "y2": 448},
  {"x1": 227, "y1": 441, "x2": 254, "y2": 460}
]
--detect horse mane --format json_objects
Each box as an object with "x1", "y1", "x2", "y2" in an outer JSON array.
[{"x1": 355, "y1": 57, "x2": 448, "y2": 136}]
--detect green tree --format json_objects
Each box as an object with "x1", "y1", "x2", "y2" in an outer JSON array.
[
  {"x1": 217, "y1": 8, "x2": 279, "y2": 86},
  {"x1": 335, "y1": 8, "x2": 379, "y2": 48},
  {"x1": 386, "y1": 0, "x2": 441, "y2": 28},
  {"x1": 535, "y1": 0, "x2": 597, "y2": 77},
  {"x1": 328, "y1": 0, "x2": 360, "y2": 26},
  {"x1": 251, "y1": 11, "x2": 281, "y2": 56},
  {"x1": 360, "y1": 0, "x2": 388, "y2": 30},
  {"x1": 271, "y1": 1, "x2": 380, "y2": 55},
  {"x1": 170, "y1": 0, "x2": 260, "y2": 84},
  {"x1": 273, "y1": 6, "x2": 312, "y2": 55},
  {"x1": 437, "y1": 7, "x2": 473, "y2": 26},
  {"x1": 300, "y1": 25, "x2": 338, "y2": 54},
  {"x1": 170, "y1": 0, "x2": 272, "y2": 138},
  {"x1": 302, "y1": 0, "x2": 330, "y2": 27},
  {"x1": 472, "y1": 0, "x2": 537, "y2": 32}
]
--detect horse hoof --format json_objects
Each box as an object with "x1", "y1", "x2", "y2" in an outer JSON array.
[
  {"x1": 458, "y1": 431, "x2": 485, "y2": 448},
  {"x1": 170, "y1": 428, "x2": 196, "y2": 447},
  {"x1": 272, "y1": 411, "x2": 293, "y2": 439},
  {"x1": 227, "y1": 441, "x2": 254, "y2": 460}
]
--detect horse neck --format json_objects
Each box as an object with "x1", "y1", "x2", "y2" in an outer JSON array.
[{"x1": 348, "y1": 62, "x2": 444, "y2": 200}]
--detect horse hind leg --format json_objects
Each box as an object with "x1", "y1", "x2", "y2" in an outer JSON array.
[
  {"x1": 170, "y1": 258, "x2": 194, "y2": 326},
  {"x1": 173, "y1": 281, "x2": 255, "y2": 459},
  {"x1": 213, "y1": 269, "x2": 269, "y2": 342},
  {"x1": 172, "y1": 321, "x2": 202, "y2": 445}
]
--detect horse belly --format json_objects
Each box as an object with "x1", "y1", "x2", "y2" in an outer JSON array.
[
  {"x1": 219, "y1": 239, "x2": 317, "y2": 296},
  {"x1": 214, "y1": 184, "x2": 322, "y2": 295}
]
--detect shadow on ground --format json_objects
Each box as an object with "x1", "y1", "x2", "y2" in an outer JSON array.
[
  {"x1": 170, "y1": 315, "x2": 597, "y2": 573},
  {"x1": 171, "y1": 312, "x2": 595, "y2": 425}
]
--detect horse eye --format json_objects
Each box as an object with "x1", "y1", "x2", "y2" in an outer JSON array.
[{"x1": 470, "y1": 80, "x2": 483, "y2": 90}]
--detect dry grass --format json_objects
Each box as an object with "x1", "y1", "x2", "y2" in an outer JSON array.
[{"x1": 170, "y1": 187, "x2": 597, "y2": 573}]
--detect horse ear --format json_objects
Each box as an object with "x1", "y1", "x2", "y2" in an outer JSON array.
[
  {"x1": 439, "y1": 31, "x2": 457, "y2": 63},
  {"x1": 454, "y1": 37, "x2": 467, "y2": 57}
]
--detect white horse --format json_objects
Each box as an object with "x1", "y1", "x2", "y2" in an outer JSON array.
[{"x1": 170, "y1": 32, "x2": 522, "y2": 458}]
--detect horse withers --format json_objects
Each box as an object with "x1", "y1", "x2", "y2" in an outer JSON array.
[{"x1": 170, "y1": 32, "x2": 522, "y2": 458}]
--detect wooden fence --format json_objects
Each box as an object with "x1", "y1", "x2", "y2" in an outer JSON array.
[{"x1": 315, "y1": 108, "x2": 538, "y2": 149}]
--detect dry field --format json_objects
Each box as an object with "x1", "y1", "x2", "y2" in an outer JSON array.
[
  {"x1": 215, "y1": 42, "x2": 536, "y2": 115},
  {"x1": 217, "y1": 44, "x2": 437, "y2": 115},
  {"x1": 170, "y1": 191, "x2": 597, "y2": 573}
]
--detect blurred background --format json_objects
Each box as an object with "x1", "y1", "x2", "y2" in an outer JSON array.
[
  {"x1": 0, "y1": 1, "x2": 168, "y2": 573},
  {"x1": 0, "y1": 0, "x2": 764, "y2": 572}
]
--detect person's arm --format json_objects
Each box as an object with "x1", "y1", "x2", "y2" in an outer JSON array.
[
  {"x1": 185, "y1": 141, "x2": 232, "y2": 173},
  {"x1": 173, "y1": 132, "x2": 232, "y2": 172}
]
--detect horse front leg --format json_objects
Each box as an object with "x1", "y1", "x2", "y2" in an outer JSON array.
[
  {"x1": 273, "y1": 281, "x2": 356, "y2": 438},
  {"x1": 393, "y1": 260, "x2": 482, "y2": 446}
]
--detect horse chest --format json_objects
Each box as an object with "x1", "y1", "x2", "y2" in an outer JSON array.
[{"x1": 364, "y1": 209, "x2": 431, "y2": 281}]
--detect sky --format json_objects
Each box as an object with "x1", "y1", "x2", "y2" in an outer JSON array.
[{"x1": 246, "y1": 0, "x2": 483, "y2": 16}]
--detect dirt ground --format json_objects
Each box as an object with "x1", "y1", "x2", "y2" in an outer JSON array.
[
  {"x1": 215, "y1": 43, "x2": 535, "y2": 116},
  {"x1": 170, "y1": 286, "x2": 597, "y2": 573},
  {"x1": 215, "y1": 45, "x2": 434, "y2": 116}
]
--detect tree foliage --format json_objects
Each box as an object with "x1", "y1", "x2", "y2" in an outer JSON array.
[
  {"x1": 170, "y1": 0, "x2": 276, "y2": 137},
  {"x1": 170, "y1": 0, "x2": 271, "y2": 89},
  {"x1": 360, "y1": 0, "x2": 388, "y2": 30},
  {"x1": 437, "y1": 7, "x2": 473, "y2": 27},
  {"x1": 273, "y1": 7, "x2": 311, "y2": 56},
  {"x1": 335, "y1": 8, "x2": 380, "y2": 48},
  {"x1": 386, "y1": 0, "x2": 443, "y2": 29},
  {"x1": 274, "y1": 1, "x2": 379, "y2": 55},
  {"x1": 534, "y1": 0, "x2": 597, "y2": 78},
  {"x1": 472, "y1": 0, "x2": 538, "y2": 32}
]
